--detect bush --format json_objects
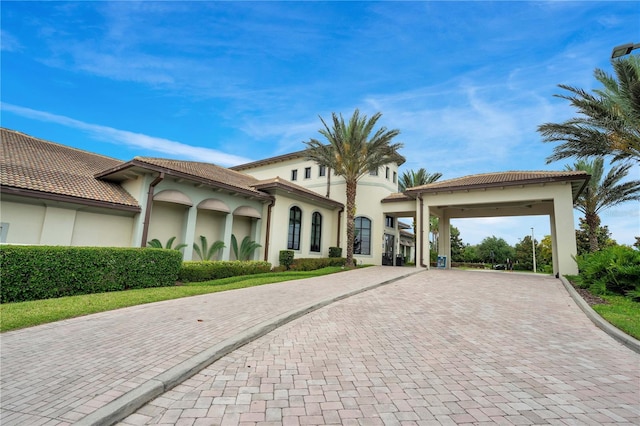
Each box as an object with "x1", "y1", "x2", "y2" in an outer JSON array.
[
  {"x1": 179, "y1": 260, "x2": 272, "y2": 283},
  {"x1": 575, "y1": 246, "x2": 640, "y2": 301},
  {"x1": 328, "y1": 247, "x2": 342, "y2": 258},
  {"x1": 291, "y1": 257, "x2": 346, "y2": 271},
  {"x1": 279, "y1": 250, "x2": 295, "y2": 270},
  {"x1": 0, "y1": 245, "x2": 182, "y2": 303}
]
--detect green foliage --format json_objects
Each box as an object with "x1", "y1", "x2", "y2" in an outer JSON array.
[
  {"x1": 575, "y1": 245, "x2": 640, "y2": 301},
  {"x1": 575, "y1": 218, "x2": 616, "y2": 256},
  {"x1": 450, "y1": 226, "x2": 465, "y2": 262},
  {"x1": 328, "y1": 247, "x2": 342, "y2": 258},
  {"x1": 0, "y1": 245, "x2": 182, "y2": 303},
  {"x1": 398, "y1": 168, "x2": 442, "y2": 192},
  {"x1": 477, "y1": 235, "x2": 514, "y2": 264},
  {"x1": 231, "y1": 234, "x2": 262, "y2": 261},
  {"x1": 513, "y1": 235, "x2": 539, "y2": 271},
  {"x1": 290, "y1": 257, "x2": 347, "y2": 271},
  {"x1": 192, "y1": 235, "x2": 225, "y2": 261},
  {"x1": 279, "y1": 250, "x2": 295, "y2": 270},
  {"x1": 178, "y1": 260, "x2": 271, "y2": 282},
  {"x1": 147, "y1": 236, "x2": 188, "y2": 251}
]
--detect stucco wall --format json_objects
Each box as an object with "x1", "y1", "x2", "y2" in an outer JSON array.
[{"x1": 71, "y1": 211, "x2": 135, "y2": 247}]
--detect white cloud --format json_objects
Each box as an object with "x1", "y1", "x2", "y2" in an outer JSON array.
[{"x1": 0, "y1": 103, "x2": 252, "y2": 166}]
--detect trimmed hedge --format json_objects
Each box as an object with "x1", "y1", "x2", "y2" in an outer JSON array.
[
  {"x1": 290, "y1": 257, "x2": 347, "y2": 271},
  {"x1": 279, "y1": 250, "x2": 294, "y2": 270},
  {"x1": 1, "y1": 245, "x2": 183, "y2": 303},
  {"x1": 179, "y1": 260, "x2": 272, "y2": 283},
  {"x1": 328, "y1": 247, "x2": 342, "y2": 258}
]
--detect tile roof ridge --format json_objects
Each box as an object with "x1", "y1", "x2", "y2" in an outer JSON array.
[{"x1": 1, "y1": 127, "x2": 123, "y2": 162}]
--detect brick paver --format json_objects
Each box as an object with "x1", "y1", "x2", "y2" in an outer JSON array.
[
  {"x1": 118, "y1": 270, "x2": 640, "y2": 425},
  {"x1": 0, "y1": 266, "x2": 414, "y2": 425}
]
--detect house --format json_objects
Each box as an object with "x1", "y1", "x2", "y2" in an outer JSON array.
[{"x1": 0, "y1": 128, "x2": 588, "y2": 274}]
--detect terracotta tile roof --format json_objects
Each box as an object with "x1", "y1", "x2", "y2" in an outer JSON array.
[
  {"x1": 405, "y1": 171, "x2": 589, "y2": 198},
  {"x1": 252, "y1": 176, "x2": 343, "y2": 208},
  {"x1": 381, "y1": 192, "x2": 413, "y2": 203},
  {"x1": 1, "y1": 128, "x2": 140, "y2": 210}
]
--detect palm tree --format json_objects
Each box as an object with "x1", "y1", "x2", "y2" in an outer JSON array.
[
  {"x1": 398, "y1": 168, "x2": 442, "y2": 192},
  {"x1": 565, "y1": 157, "x2": 640, "y2": 252},
  {"x1": 539, "y1": 55, "x2": 640, "y2": 164},
  {"x1": 304, "y1": 109, "x2": 404, "y2": 267}
]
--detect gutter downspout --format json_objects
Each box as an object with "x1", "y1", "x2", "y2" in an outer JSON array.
[
  {"x1": 263, "y1": 197, "x2": 275, "y2": 262},
  {"x1": 140, "y1": 172, "x2": 164, "y2": 247},
  {"x1": 336, "y1": 206, "x2": 344, "y2": 248},
  {"x1": 419, "y1": 194, "x2": 427, "y2": 268},
  {"x1": 326, "y1": 167, "x2": 331, "y2": 198}
]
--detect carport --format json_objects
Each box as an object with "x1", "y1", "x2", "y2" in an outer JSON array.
[{"x1": 383, "y1": 171, "x2": 589, "y2": 276}]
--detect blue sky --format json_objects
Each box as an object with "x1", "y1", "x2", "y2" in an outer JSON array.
[{"x1": 2, "y1": 1, "x2": 639, "y2": 247}]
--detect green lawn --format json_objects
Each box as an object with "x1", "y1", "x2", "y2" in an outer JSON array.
[
  {"x1": 0, "y1": 267, "x2": 345, "y2": 333},
  {"x1": 592, "y1": 294, "x2": 640, "y2": 340}
]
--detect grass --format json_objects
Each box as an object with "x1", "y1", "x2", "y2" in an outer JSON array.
[
  {"x1": 591, "y1": 294, "x2": 640, "y2": 340},
  {"x1": 0, "y1": 267, "x2": 346, "y2": 333}
]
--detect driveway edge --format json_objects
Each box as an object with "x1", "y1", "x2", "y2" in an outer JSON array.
[
  {"x1": 559, "y1": 275, "x2": 640, "y2": 354},
  {"x1": 75, "y1": 268, "x2": 424, "y2": 426}
]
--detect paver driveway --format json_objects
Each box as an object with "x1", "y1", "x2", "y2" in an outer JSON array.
[{"x1": 119, "y1": 270, "x2": 639, "y2": 425}]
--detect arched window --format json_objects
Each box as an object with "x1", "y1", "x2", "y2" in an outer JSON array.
[
  {"x1": 310, "y1": 212, "x2": 322, "y2": 252},
  {"x1": 288, "y1": 206, "x2": 302, "y2": 250},
  {"x1": 354, "y1": 216, "x2": 371, "y2": 255}
]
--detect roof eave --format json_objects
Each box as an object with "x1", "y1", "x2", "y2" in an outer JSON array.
[{"x1": 1, "y1": 186, "x2": 141, "y2": 213}]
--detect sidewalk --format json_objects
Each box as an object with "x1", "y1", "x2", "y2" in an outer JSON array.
[{"x1": 0, "y1": 266, "x2": 419, "y2": 426}]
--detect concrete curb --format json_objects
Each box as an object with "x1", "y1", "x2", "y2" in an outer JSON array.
[
  {"x1": 559, "y1": 275, "x2": 640, "y2": 355},
  {"x1": 75, "y1": 268, "x2": 424, "y2": 426}
]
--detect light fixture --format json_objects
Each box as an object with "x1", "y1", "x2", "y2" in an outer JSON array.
[{"x1": 611, "y1": 42, "x2": 640, "y2": 59}]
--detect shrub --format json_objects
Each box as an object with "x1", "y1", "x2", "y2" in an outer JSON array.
[
  {"x1": 279, "y1": 250, "x2": 295, "y2": 270},
  {"x1": 328, "y1": 247, "x2": 342, "y2": 258},
  {"x1": 179, "y1": 260, "x2": 272, "y2": 283},
  {"x1": 575, "y1": 246, "x2": 640, "y2": 301},
  {"x1": 0, "y1": 245, "x2": 182, "y2": 303},
  {"x1": 291, "y1": 257, "x2": 347, "y2": 271}
]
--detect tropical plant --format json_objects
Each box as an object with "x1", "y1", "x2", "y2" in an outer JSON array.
[
  {"x1": 304, "y1": 109, "x2": 404, "y2": 267},
  {"x1": 565, "y1": 157, "x2": 640, "y2": 252},
  {"x1": 192, "y1": 235, "x2": 225, "y2": 261},
  {"x1": 538, "y1": 55, "x2": 640, "y2": 164},
  {"x1": 147, "y1": 236, "x2": 187, "y2": 251},
  {"x1": 575, "y1": 218, "x2": 616, "y2": 256},
  {"x1": 398, "y1": 168, "x2": 443, "y2": 192},
  {"x1": 231, "y1": 234, "x2": 262, "y2": 261}
]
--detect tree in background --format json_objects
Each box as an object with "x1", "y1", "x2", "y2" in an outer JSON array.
[
  {"x1": 565, "y1": 157, "x2": 640, "y2": 252},
  {"x1": 461, "y1": 244, "x2": 480, "y2": 263},
  {"x1": 450, "y1": 225, "x2": 465, "y2": 262},
  {"x1": 398, "y1": 168, "x2": 442, "y2": 192},
  {"x1": 538, "y1": 56, "x2": 640, "y2": 165},
  {"x1": 538, "y1": 235, "x2": 554, "y2": 272},
  {"x1": 477, "y1": 236, "x2": 514, "y2": 265},
  {"x1": 514, "y1": 235, "x2": 539, "y2": 271},
  {"x1": 304, "y1": 109, "x2": 403, "y2": 267}
]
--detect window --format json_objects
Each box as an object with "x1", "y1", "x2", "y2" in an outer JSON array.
[
  {"x1": 310, "y1": 212, "x2": 322, "y2": 252},
  {"x1": 354, "y1": 216, "x2": 371, "y2": 255},
  {"x1": 385, "y1": 167, "x2": 390, "y2": 179},
  {"x1": 319, "y1": 165, "x2": 326, "y2": 177},
  {"x1": 288, "y1": 206, "x2": 302, "y2": 250},
  {"x1": 369, "y1": 168, "x2": 378, "y2": 176},
  {"x1": 0, "y1": 222, "x2": 8, "y2": 243},
  {"x1": 393, "y1": 171, "x2": 397, "y2": 184},
  {"x1": 291, "y1": 169, "x2": 298, "y2": 181},
  {"x1": 304, "y1": 167, "x2": 311, "y2": 179},
  {"x1": 385, "y1": 215, "x2": 394, "y2": 228}
]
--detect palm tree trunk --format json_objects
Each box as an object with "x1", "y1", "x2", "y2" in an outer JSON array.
[
  {"x1": 345, "y1": 179, "x2": 357, "y2": 267},
  {"x1": 585, "y1": 211, "x2": 601, "y2": 252}
]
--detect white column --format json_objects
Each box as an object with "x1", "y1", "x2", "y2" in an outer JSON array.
[
  {"x1": 182, "y1": 206, "x2": 198, "y2": 261},
  {"x1": 553, "y1": 192, "x2": 579, "y2": 275},
  {"x1": 221, "y1": 214, "x2": 234, "y2": 260}
]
